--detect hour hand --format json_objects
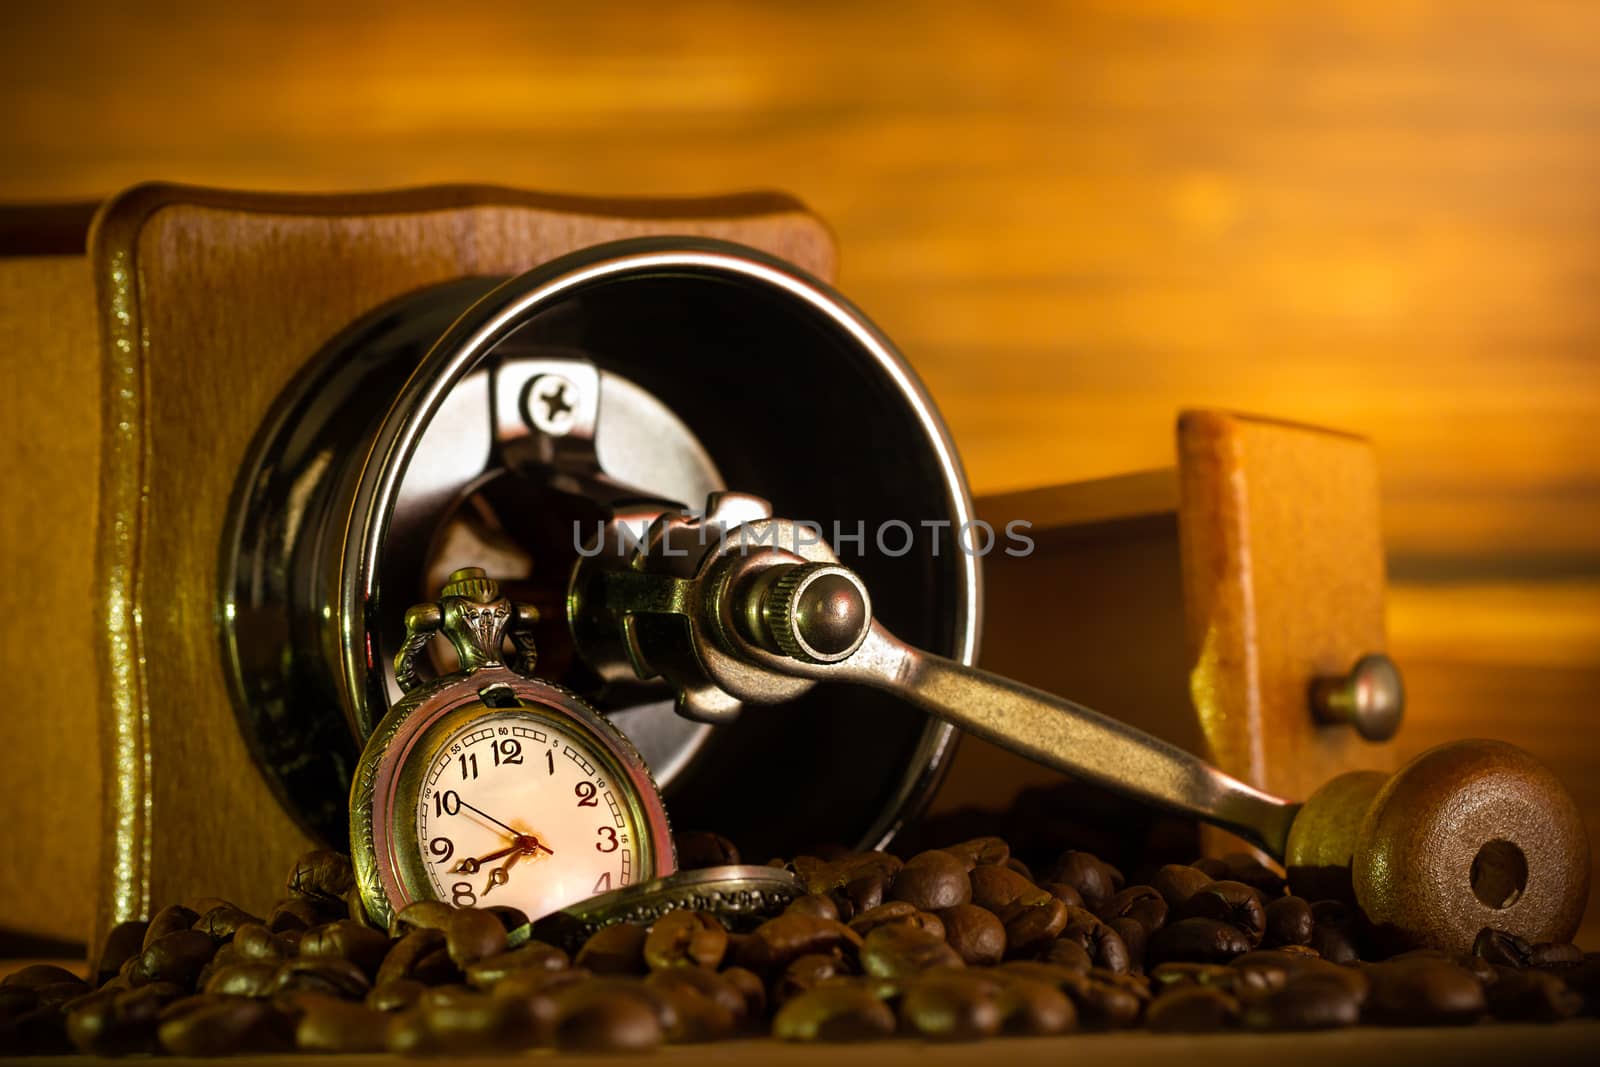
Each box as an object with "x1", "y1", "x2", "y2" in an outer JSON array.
[{"x1": 451, "y1": 843, "x2": 517, "y2": 874}]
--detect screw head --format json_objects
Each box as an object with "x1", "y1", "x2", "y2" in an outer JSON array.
[
  {"x1": 522, "y1": 373, "x2": 579, "y2": 436},
  {"x1": 1311, "y1": 653, "x2": 1405, "y2": 742}
]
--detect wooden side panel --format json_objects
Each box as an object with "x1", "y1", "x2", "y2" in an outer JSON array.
[
  {"x1": 0, "y1": 256, "x2": 101, "y2": 947},
  {"x1": 89, "y1": 187, "x2": 835, "y2": 942},
  {"x1": 1177, "y1": 410, "x2": 1395, "y2": 806}
]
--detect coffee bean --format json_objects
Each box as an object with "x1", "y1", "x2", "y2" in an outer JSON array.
[
  {"x1": 1309, "y1": 920, "x2": 1360, "y2": 965},
  {"x1": 300, "y1": 919, "x2": 391, "y2": 978},
  {"x1": 1069, "y1": 974, "x2": 1145, "y2": 1029},
  {"x1": 268, "y1": 898, "x2": 322, "y2": 933},
  {"x1": 65, "y1": 982, "x2": 179, "y2": 1056},
  {"x1": 367, "y1": 978, "x2": 427, "y2": 1013},
  {"x1": 1043, "y1": 938, "x2": 1094, "y2": 972},
  {"x1": 938, "y1": 904, "x2": 1006, "y2": 966},
  {"x1": 969, "y1": 864, "x2": 1049, "y2": 913},
  {"x1": 1039, "y1": 882, "x2": 1086, "y2": 908},
  {"x1": 860, "y1": 921, "x2": 964, "y2": 978},
  {"x1": 647, "y1": 967, "x2": 749, "y2": 1025},
  {"x1": 231, "y1": 922, "x2": 291, "y2": 962},
  {"x1": 1098, "y1": 885, "x2": 1168, "y2": 932},
  {"x1": 1362, "y1": 959, "x2": 1485, "y2": 1026},
  {"x1": 1241, "y1": 973, "x2": 1360, "y2": 1031},
  {"x1": 774, "y1": 953, "x2": 849, "y2": 1005},
  {"x1": 389, "y1": 899, "x2": 454, "y2": 938},
  {"x1": 1488, "y1": 968, "x2": 1584, "y2": 1021},
  {"x1": 142, "y1": 905, "x2": 200, "y2": 950},
  {"x1": 849, "y1": 901, "x2": 921, "y2": 936},
  {"x1": 285, "y1": 849, "x2": 356, "y2": 906},
  {"x1": 944, "y1": 836, "x2": 1011, "y2": 868},
  {"x1": 900, "y1": 971, "x2": 1004, "y2": 1041},
  {"x1": 1264, "y1": 895, "x2": 1314, "y2": 948},
  {"x1": 786, "y1": 893, "x2": 841, "y2": 922},
  {"x1": 1231, "y1": 949, "x2": 1368, "y2": 1002},
  {"x1": 274, "y1": 957, "x2": 370, "y2": 999},
  {"x1": 834, "y1": 872, "x2": 887, "y2": 919},
  {"x1": 202, "y1": 962, "x2": 279, "y2": 998},
  {"x1": 133, "y1": 930, "x2": 216, "y2": 989},
  {"x1": 193, "y1": 903, "x2": 259, "y2": 943},
  {"x1": 1045, "y1": 851, "x2": 1124, "y2": 910},
  {"x1": 157, "y1": 994, "x2": 291, "y2": 1055},
  {"x1": 1001, "y1": 898, "x2": 1070, "y2": 960},
  {"x1": 465, "y1": 940, "x2": 569, "y2": 989},
  {"x1": 1057, "y1": 906, "x2": 1130, "y2": 973},
  {"x1": 739, "y1": 913, "x2": 861, "y2": 973},
  {"x1": 92, "y1": 921, "x2": 149, "y2": 986},
  {"x1": 773, "y1": 983, "x2": 896, "y2": 1042},
  {"x1": 574, "y1": 922, "x2": 649, "y2": 976},
  {"x1": 995, "y1": 973, "x2": 1076, "y2": 1034},
  {"x1": 445, "y1": 907, "x2": 508, "y2": 968},
  {"x1": 890, "y1": 850, "x2": 972, "y2": 911},
  {"x1": 1193, "y1": 856, "x2": 1230, "y2": 879},
  {"x1": 553, "y1": 984, "x2": 664, "y2": 1052},
  {"x1": 1150, "y1": 865, "x2": 1212, "y2": 910},
  {"x1": 286, "y1": 992, "x2": 391, "y2": 1052},
  {"x1": 2, "y1": 964, "x2": 84, "y2": 990},
  {"x1": 1146, "y1": 917, "x2": 1252, "y2": 967},
  {"x1": 721, "y1": 966, "x2": 768, "y2": 1022},
  {"x1": 1147, "y1": 984, "x2": 1239, "y2": 1032},
  {"x1": 673, "y1": 830, "x2": 741, "y2": 869},
  {"x1": 1180, "y1": 881, "x2": 1265, "y2": 947},
  {"x1": 377, "y1": 929, "x2": 459, "y2": 986},
  {"x1": 644, "y1": 910, "x2": 727, "y2": 970},
  {"x1": 1528, "y1": 941, "x2": 1584, "y2": 967},
  {"x1": 1218, "y1": 852, "x2": 1286, "y2": 897},
  {"x1": 1108, "y1": 917, "x2": 1147, "y2": 974}
]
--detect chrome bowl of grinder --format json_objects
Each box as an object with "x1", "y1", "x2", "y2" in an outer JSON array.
[{"x1": 221, "y1": 237, "x2": 980, "y2": 862}]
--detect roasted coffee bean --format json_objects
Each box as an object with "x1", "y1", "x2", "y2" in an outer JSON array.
[
  {"x1": 995, "y1": 973, "x2": 1076, "y2": 1034},
  {"x1": 133, "y1": 930, "x2": 216, "y2": 989},
  {"x1": 739, "y1": 913, "x2": 861, "y2": 973},
  {"x1": 1039, "y1": 881, "x2": 1086, "y2": 908},
  {"x1": 1108, "y1": 917, "x2": 1147, "y2": 974},
  {"x1": 1057, "y1": 906, "x2": 1130, "y2": 973},
  {"x1": 1231, "y1": 949, "x2": 1368, "y2": 1002},
  {"x1": 1146, "y1": 984, "x2": 1240, "y2": 1032},
  {"x1": 377, "y1": 929, "x2": 456, "y2": 986},
  {"x1": 1098, "y1": 885, "x2": 1168, "y2": 932},
  {"x1": 92, "y1": 921, "x2": 149, "y2": 986},
  {"x1": 142, "y1": 905, "x2": 200, "y2": 950},
  {"x1": 65, "y1": 982, "x2": 180, "y2": 1056},
  {"x1": 939, "y1": 904, "x2": 1006, "y2": 966},
  {"x1": 157, "y1": 994, "x2": 290, "y2": 1056},
  {"x1": 1150, "y1": 865, "x2": 1212, "y2": 910},
  {"x1": 0, "y1": 984, "x2": 38, "y2": 1018},
  {"x1": 834, "y1": 872, "x2": 887, "y2": 920},
  {"x1": 367, "y1": 978, "x2": 427, "y2": 1013},
  {"x1": 1263, "y1": 895, "x2": 1314, "y2": 948},
  {"x1": 300, "y1": 919, "x2": 391, "y2": 978},
  {"x1": 1309, "y1": 920, "x2": 1360, "y2": 964},
  {"x1": 786, "y1": 894, "x2": 841, "y2": 922},
  {"x1": 574, "y1": 922, "x2": 649, "y2": 975},
  {"x1": 202, "y1": 962, "x2": 279, "y2": 998},
  {"x1": 1069, "y1": 973, "x2": 1145, "y2": 1029},
  {"x1": 969, "y1": 864, "x2": 1049, "y2": 913},
  {"x1": 773, "y1": 983, "x2": 896, "y2": 1042},
  {"x1": 1044, "y1": 938, "x2": 1094, "y2": 972},
  {"x1": 411, "y1": 986, "x2": 538, "y2": 1052},
  {"x1": 721, "y1": 966, "x2": 768, "y2": 1022},
  {"x1": 644, "y1": 910, "x2": 727, "y2": 970},
  {"x1": 1193, "y1": 856, "x2": 1230, "y2": 879},
  {"x1": 0, "y1": 999, "x2": 71, "y2": 1056},
  {"x1": 1529, "y1": 941, "x2": 1585, "y2": 966},
  {"x1": 794, "y1": 852, "x2": 902, "y2": 894},
  {"x1": 647, "y1": 979, "x2": 739, "y2": 1043},
  {"x1": 389, "y1": 900, "x2": 455, "y2": 938},
  {"x1": 673, "y1": 830, "x2": 741, "y2": 869},
  {"x1": 1218, "y1": 852, "x2": 1286, "y2": 897},
  {"x1": 291, "y1": 993, "x2": 391, "y2": 1052},
  {"x1": 1045, "y1": 851, "x2": 1124, "y2": 910},
  {"x1": 900, "y1": 971, "x2": 1004, "y2": 1041},
  {"x1": 1146, "y1": 917, "x2": 1252, "y2": 967},
  {"x1": 465, "y1": 940, "x2": 569, "y2": 989},
  {"x1": 1362, "y1": 959, "x2": 1485, "y2": 1026},
  {"x1": 1001, "y1": 898, "x2": 1070, "y2": 960},
  {"x1": 445, "y1": 907, "x2": 508, "y2": 968},
  {"x1": 860, "y1": 921, "x2": 964, "y2": 978},
  {"x1": 552, "y1": 983, "x2": 664, "y2": 1052},
  {"x1": 1473, "y1": 926, "x2": 1535, "y2": 967},
  {"x1": 1241, "y1": 973, "x2": 1360, "y2": 1031},
  {"x1": 231, "y1": 922, "x2": 291, "y2": 962},
  {"x1": 268, "y1": 898, "x2": 322, "y2": 933},
  {"x1": 274, "y1": 957, "x2": 370, "y2": 999},
  {"x1": 2, "y1": 964, "x2": 84, "y2": 990},
  {"x1": 848, "y1": 901, "x2": 922, "y2": 936},
  {"x1": 1181, "y1": 881, "x2": 1265, "y2": 945},
  {"x1": 193, "y1": 903, "x2": 259, "y2": 943},
  {"x1": 945, "y1": 836, "x2": 1011, "y2": 868},
  {"x1": 1487, "y1": 967, "x2": 1584, "y2": 1021},
  {"x1": 890, "y1": 850, "x2": 972, "y2": 910},
  {"x1": 647, "y1": 966, "x2": 749, "y2": 1024},
  {"x1": 286, "y1": 849, "x2": 356, "y2": 906},
  {"x1": 774, "y1": 953, "x2": 849, "y2": 1005}
]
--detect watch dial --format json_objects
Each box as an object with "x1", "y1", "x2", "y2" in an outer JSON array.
[{"x1": 413, "y1": 711, "x2": 639, "y2": 918}]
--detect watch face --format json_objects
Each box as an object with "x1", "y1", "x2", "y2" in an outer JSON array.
[{"x1": 407, "y1": 709, "x2": 642, "y2": 918}]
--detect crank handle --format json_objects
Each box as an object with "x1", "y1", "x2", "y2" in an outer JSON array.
[{"x1": 731, "y1": 560, "x2": 1299, "y2": 858}]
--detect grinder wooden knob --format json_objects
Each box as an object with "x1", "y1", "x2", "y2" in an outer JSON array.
[{"x1": 1287, "y1": 739, "x2": 1590, "y2": 954}]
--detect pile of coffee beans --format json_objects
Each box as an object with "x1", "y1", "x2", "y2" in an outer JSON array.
[{"x1": 2, "y1": 834, "x2": 1593, "y2": 1055}]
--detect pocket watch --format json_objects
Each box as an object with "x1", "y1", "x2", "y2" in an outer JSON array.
[{"x1": 351, "y1": 568, "x2": 676, "y2": 927}]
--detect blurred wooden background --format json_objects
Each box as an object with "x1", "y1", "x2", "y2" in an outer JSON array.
[{"x1": 3, "y1": 1, "x2": 1597, "y2": 932}]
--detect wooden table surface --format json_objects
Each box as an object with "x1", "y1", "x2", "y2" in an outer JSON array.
[{"x1": 3, "y1": 0, "x2": 1598, "y2": 941}]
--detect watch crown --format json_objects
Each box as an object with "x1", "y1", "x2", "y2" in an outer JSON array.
[{"x1": 440, "y1": 566, "x2": 500, "y2": 603}]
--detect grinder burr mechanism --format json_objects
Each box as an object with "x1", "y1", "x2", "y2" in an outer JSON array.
[{"x1": 570, "y1": 494, "x2": 1591, "y2": 955}]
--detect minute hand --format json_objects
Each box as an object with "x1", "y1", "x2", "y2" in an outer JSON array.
[{"x1": 458, "y1": 799, "x2": 521, "y2": 838}]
